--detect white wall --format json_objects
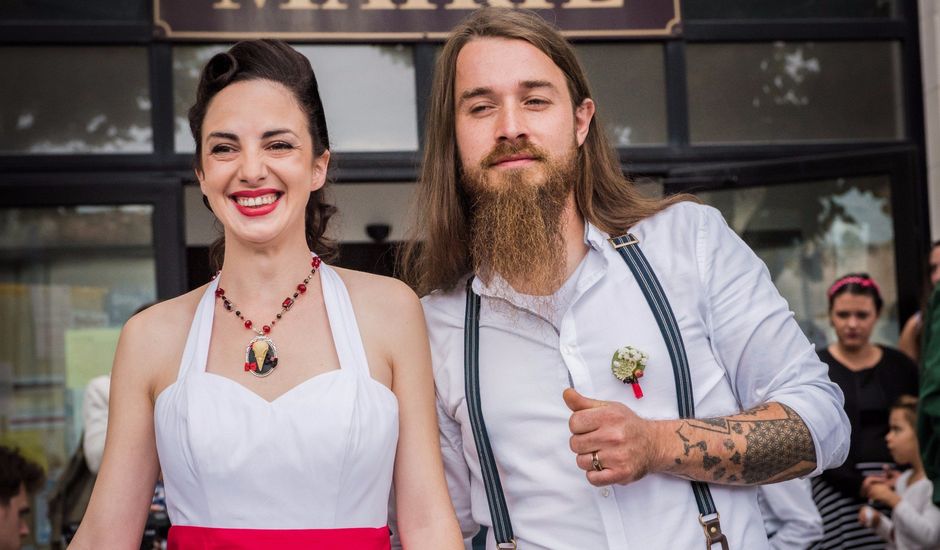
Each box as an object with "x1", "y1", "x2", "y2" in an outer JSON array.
[{"x1": 920, "y1": 0, "x2": 940, "y2": 240}]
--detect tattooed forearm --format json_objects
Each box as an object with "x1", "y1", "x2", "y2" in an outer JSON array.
[{"x1": 662, "y1": 403, "x2": 816, "y2": 486}]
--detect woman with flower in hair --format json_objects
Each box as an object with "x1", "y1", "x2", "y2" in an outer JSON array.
[{"x1": 813, "y1": 273, "x2": 920, "y2": 549}]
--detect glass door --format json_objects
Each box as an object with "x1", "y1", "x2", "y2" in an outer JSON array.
[
  {"x1": 0, "y1": 177, "x2": 183, "y2": 548},
  {"x1": 665, "y1": 147, "x2": 927, "y2": 351}
]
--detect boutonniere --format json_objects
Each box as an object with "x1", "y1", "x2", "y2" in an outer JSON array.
[{"x1": 611, "y1": 345, "x2": 648, "y2": 399}]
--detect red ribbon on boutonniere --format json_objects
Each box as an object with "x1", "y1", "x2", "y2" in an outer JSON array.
[{"x1": 611, "y1": 346, "x2": 648, "y2": 399}]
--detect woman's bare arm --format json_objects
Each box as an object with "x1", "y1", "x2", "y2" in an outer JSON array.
[{"x1": 69, "y1": 305, "x2": 183, "y2": 549}]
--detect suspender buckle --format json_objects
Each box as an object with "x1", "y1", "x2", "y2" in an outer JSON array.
[
  {"x1": 699, "y1": 513, "x2": 729, "y2": 550},
  {"x1": 496, "y1": 540, "x2": 517, "y2": 549},
  {"x1": 608, "y1": 234, "x2": 639, "y2": 249}
]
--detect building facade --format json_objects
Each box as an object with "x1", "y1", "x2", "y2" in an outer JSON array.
[{"x1": 0, "y1": 0, "x2": 932, "y2": 546}]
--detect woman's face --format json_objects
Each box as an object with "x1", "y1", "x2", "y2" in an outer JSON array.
[
  {"x1": 196, "y1": 79, "x2": 329, "y2": 248},
  {"x1": 929, "y1": 245, "x2": 940, "y2": 287},
  {"x1": 885, "y1": 408, "x2": 917, "y2": 466},
  {"x1": 829, "y1": 292, "x2": 879, "y2": 350}
]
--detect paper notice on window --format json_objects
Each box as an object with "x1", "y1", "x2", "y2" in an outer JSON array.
[{"x1": 64, "y1": 328, "x2": 120, "y2": 389}]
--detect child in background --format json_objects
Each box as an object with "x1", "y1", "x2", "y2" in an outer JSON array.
[{"x1": 859, "y1": 396, "x2": 940, "y2": 549}]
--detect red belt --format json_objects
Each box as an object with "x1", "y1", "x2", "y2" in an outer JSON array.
[{"x1": 168, "y1": 525, "x2": 391, "y2": 549}]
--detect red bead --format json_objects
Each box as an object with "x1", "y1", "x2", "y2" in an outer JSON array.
[
  {"x1": 244, "y1": 362, "x2": 254, "y2": 372},
  {"x1": 312, "y1": 257, "x2": 321, "y2": 269},
  {"x1": 632, "y1": 383, "x2": 644, "y2": 399},
  {"x1": 282, "y1": 298, "x2": 294, "y2": 309},
  {"x1": 215, "y1": 288, "x2": 224, "y2": 298},
  {"x1": 297, "y1": 283, "x2": 306, "y2": 293},
  {"x1": 244, "y1": 320, "x2": 252, "y2": 329},
  {"x1": 262, "y1": 325, "x2": 271, "y2": 334}
]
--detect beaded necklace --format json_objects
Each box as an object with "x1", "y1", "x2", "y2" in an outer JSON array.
[{"x1": 213, "y1": 254, "x2": 321, "y2": 377}]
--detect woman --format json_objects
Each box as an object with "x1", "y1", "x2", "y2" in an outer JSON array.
[
  {"x1": 813, "y1": 273, "x2": 920, "y2": 549},
  {"x1": 898, "y1": 241, "x2": 940, "y2": 362},
  {"x1": 70, "y1": 40, "x2": 462, "y2": 549}
]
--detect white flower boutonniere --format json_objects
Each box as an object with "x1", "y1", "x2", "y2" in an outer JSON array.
[{"x1": 611, "y1": 345, "x2": 648, "y2": 399}]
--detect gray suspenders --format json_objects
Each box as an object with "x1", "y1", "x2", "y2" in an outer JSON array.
[{"x1": 463, "y1": 233, "x2": 729, "y2": 549}]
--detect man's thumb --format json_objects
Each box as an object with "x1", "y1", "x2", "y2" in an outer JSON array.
[{"x1": 563, "y1": 388, "x2": 605, "y2": 412}]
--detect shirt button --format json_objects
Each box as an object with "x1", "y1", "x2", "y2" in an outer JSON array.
[{"x1": 601, "y1": 488, "x2": 610, "y2": 498}]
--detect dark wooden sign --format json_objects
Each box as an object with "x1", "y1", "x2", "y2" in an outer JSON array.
[{"x1": 153, "y1": 0, "x2": 681, "y2": 40}]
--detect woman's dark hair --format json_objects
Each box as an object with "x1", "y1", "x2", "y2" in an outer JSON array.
[
  {"x1": 827, "y1": 272, "x2": 883, "y2": 313},
  {"x1": 188, "y1": 39, "x2": 337, "y2": 270}
]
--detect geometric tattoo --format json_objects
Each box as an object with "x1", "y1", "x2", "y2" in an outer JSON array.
[
  {"x1": 673, "y1": 403, "x2": 816, "y2": 485},
  {"x1": 740, "y1": 404, "x2": 815, "y2": 483}
]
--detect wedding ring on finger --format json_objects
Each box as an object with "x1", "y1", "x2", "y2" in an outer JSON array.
[{"x1": 591, "y1": 450, "x2": 603, "y2": 472}]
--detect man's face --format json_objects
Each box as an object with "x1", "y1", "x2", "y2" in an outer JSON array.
[
  {"x1": 0, "y1": 484, "x2": 30, "y2": 550},
  {"x1": 453, "y1": 37, "x2": 594, "y2": 189}
]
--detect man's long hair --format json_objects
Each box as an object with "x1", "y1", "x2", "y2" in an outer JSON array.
[{"x1": 400, "y1": 8, "x2": 690, "y2": 295}]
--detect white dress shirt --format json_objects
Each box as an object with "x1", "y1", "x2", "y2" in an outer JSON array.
[
  {"x1": 82, "y1": 374, "x2": 111, "y2": 474},
  {"x1": 423, "y1": 202, "x2": 850, "y2": 550},
  {"x1": 758, "y1": 478, "x2": 823, "y2": 550}
]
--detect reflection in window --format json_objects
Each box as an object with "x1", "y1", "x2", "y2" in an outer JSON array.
[
  {"x1": 0, "y1": 47, "x2": 152, "y2": 154},
  {"x1": 173, "y1": 44, "x2": 419, "y2": 153},
  {"x1": 697, "y1": 176, "x2": 897, "y2": 349},
  {"x1": 0, "y1": 205, "x2": 157, "y2": 546},
  {"x1": 576, "y1": 43, "x2": 667, "y2": 146},
  {"x1": 687, "y1": 42, "x2": 904, "y2": 144}
]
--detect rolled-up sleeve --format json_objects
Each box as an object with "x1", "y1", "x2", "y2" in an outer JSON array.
[{"x1": 696, "y1": 205, "x2": 850, "y2": 475}]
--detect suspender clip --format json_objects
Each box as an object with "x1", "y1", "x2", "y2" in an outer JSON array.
[
  {"x1": 699, "y1": 513, "x2": 729, "y2": 550},
  {"x1": 608, "y1": 234, "x2": 639, "y2": 249},
  {"x1": 496, "y1": 540, "x2": 517, "y2": 549}
]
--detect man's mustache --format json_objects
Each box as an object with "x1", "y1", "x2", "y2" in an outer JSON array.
[{"x1": 480, "y1": 141, "x2": 548, "y2": 168}]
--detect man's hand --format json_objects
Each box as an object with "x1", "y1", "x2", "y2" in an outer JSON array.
[
  {"x1": 565, "y1": 394, "x2": 815, "y2": 487},
  {"x1": 563, "y1": 388, "x2": 664, "y2": 486}
]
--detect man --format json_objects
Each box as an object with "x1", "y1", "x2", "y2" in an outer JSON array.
[
  {"x1": 402, "y1": 8, "x2": 850, "y2": 549},
  {"x1": 0, "y1": 446, "x2": 44, "y2": 550}
]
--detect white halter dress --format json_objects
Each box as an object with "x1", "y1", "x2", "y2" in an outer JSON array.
[{"x1": 154, "y1": 263, "x2": 399, "y2": 549}]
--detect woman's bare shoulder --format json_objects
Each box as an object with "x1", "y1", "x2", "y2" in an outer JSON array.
[{"x1": 117, "y1": 286, "x2": 208, "y2": 377}]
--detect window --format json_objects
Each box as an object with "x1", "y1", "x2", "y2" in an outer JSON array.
[
  {"x1": 577, "y1": 43, "x2": 667, "y2": 146},
  {"x1": 0, "y1": 47, "x2": 152, "y2": 154},
  {"x1": 697, "y1": 175, "x2": 898, "y2": 348},
  {"x1": 687, "y1": 41, "x2": 904, "y2": 144},
  {"x1": 173, "y1": 44, "x2": 419, "y2": 153}
]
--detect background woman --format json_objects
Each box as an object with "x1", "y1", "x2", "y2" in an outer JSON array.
[
  {"x1": 813, "y1": 273, "x2": 920, "y2": 549},
  {"x1": 69, "y1": 39, "x2": 461, "y2": 549},
  {"x1": 898, "y1": 241, "x2": 940, "y2": 362}
]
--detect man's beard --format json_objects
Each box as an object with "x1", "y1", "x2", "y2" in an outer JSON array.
[{"x1": 463, "y1": 140, "x2": 577, "y2": 296}]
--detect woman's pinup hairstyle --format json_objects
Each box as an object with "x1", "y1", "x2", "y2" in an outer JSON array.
[
  {"x1": 827, "y1": 273, "x2": 883, "y2": 313},
  {"x1": 188, "y1": 39, "x2": 337, "y2": 269}
]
